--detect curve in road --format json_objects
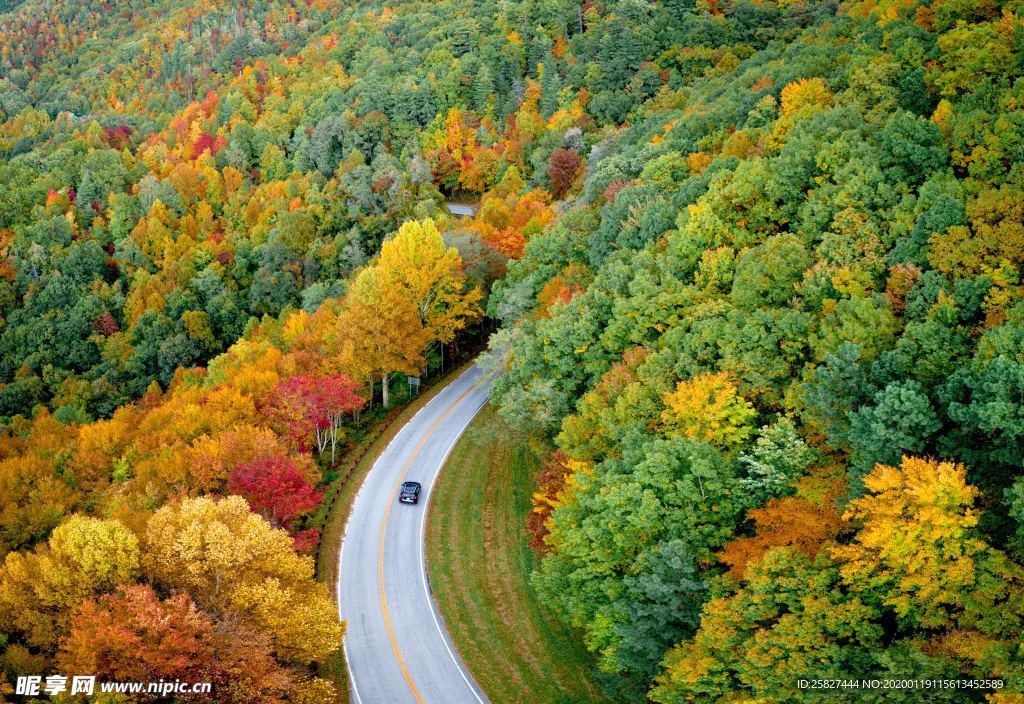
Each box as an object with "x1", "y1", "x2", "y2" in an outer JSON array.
[{"x1": 338, "y1": 365, "x2": 492, "y2": 704}]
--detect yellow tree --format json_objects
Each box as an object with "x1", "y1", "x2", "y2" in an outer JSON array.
[
  {"x1": 831, "y1": 457, "x2": 992, "y2": 630},
  {"x1": 331, "y1": 266, "x2": 431, "y2": 408},
  {"x1": 376, "y1": 218, "x2": 483, "y2": 345},
  {"x1": 0, "y1": 453, "x2": 79, "y2": 553},
  {"x1": 660, "y1": 373, "x2": 756, "y2": 452},
  {"x1": 0, "y1": 516, "x2": 140, "y2": 651},
  {"x1": 830, "y1": 457, "x2": 1024, "y2": 684},
  {"x1": 142, "y1": 496, "x2": 343, "y2": 665}
]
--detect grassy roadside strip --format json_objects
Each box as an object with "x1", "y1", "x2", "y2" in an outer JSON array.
[
  {"x1": 313, "y1": 356, "x2": 478, "y2": 704},
  {"x1": 425, "y1": 404, "x2": 610, "y2": 704}
]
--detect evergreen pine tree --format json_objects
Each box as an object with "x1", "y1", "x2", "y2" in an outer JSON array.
[
  {"x1": 473, "y1": 65, "x2": 495, "y2": 115},
  {"x1": 540, "y1": 60, "x2": 560, "y2": 118}
]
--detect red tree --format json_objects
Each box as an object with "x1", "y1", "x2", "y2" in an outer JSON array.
[
  {"x1": 526, "y1": 450, "x2": 574, "y2": 552},
  {"x1": 548, "y1": 148, "x2": 582, "y2": 199},
  {"x1": 227, "y1": 455, "x2": 323, "y2": 530},
  {"x1": 290, "y1": 527, "x2": 321, "y2": 555},
  {"x1": 59, "y1": 585, "x2": 293, "y2": 701},
  {"x1": 193, "y1": 132, "x2": 220, "y2": 157},
  {"x1": 91, "y1": 310, "x2": 120, "y2": 336},
  {"x1": 269, "y1": 373, "x2": 365, "y2": 461},
  {"x1": 59, "y1": 585, "x2": 214, "y2": 681}
]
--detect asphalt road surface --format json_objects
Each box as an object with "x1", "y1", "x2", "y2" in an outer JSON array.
[
  {"x1": 338, "y1": 365, "x2": 492, "y2": 704},
  {"x1": 444, "y1": 202, "x2": 477, "y2": 217}
]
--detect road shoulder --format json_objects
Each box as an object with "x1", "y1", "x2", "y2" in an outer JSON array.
[{"x1": 424, "y1": 404, "x2": 610, "y2": 704}]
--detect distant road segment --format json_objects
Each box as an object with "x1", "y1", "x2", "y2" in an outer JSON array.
[{"x1": 445, "y1": 202, "x2": 477, "y2": 217}]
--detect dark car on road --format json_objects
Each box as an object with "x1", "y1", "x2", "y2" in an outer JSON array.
[{"x1": 399, "y1": 481, "x2": 422, "y2": 504}]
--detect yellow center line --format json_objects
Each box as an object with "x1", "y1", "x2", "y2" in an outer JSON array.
[{"x1": 376, "y1": 378, "x2": 480, "y2": 704}]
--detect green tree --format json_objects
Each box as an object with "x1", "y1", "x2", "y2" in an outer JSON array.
[
  {"x1": 472, "y1": 65, "x2": 495, "y2": 115},
  {"x1": 611, "y1": 540, "x2": 706, "y2": 677},
  {"x1": 76, "y1": 149, "x2": 129, "y2": 225},
  {"x1": 730, "y1": 234, "x2": 811, "y2": 310},
  {"x1": 846, "y1": 380, "x2": 941, "y2": 483},
  {"x1": 651, "y1": 549, "x2": 883, "y2": 704},
  {"x1": 536, "y1": 437, "x2": 742, "y2": 673},
  {"x1": 539, "y1": 60, "x2": 560, "y2": 118}
]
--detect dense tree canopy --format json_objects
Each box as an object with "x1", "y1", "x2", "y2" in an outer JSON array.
[{"x1": 470, "y1": 0, "x2": 1024, "y2": 698}]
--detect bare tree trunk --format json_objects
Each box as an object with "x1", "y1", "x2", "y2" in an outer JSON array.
[{"x1": 382, "y1": 373, "x2": 390, "y2": 409}]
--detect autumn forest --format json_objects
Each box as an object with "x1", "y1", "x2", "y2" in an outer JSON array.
[{"x1": 1, "y1": 0, "x2": 1024, "y2": 700}]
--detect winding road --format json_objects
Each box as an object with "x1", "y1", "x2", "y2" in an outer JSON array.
[{"x1": 337, "y1": 364, "x2": 492, "y2": 704}]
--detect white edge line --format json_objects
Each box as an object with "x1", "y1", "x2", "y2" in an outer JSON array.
[
  {"x1": 338, "y1": 480, "x2": 366, "y2": 704},
  {"x1": 342, "y1": 640, "x2": 365, "y2": 704},
  {"x1": 417, "y1": 390, "x2": 490, "y2": 704}
]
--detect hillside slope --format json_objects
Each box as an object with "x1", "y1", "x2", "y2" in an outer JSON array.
[{"x1": 484, "y1": 0, "x2": 1024, "y2": 700}]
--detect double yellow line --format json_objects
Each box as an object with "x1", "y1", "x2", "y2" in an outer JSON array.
[{"x1": 375, "y1": 380, "x2": 480, "y2": 703}]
